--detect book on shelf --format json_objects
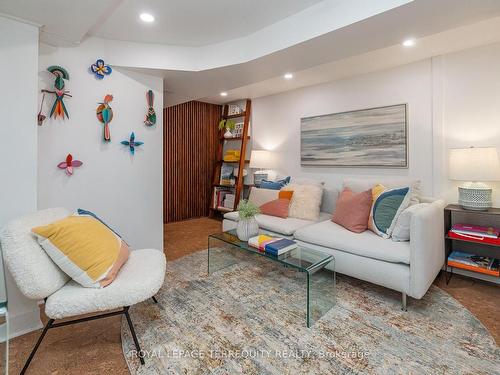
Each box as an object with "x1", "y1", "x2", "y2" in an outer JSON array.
[
  {"x1": 447, "y1": 251, "x2": 499, "y2": 277},
  {"x1": 213, "y1": 187, "x2": 234, "y2": 211},
  {"x1": 450, "y1": 223, "x2": 499, "y2": 239},
  {"x1": 220, "y1": 164, "x2": 234, "y2": 186}
]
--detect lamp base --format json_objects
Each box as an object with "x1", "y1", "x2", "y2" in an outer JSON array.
[{"x1": 458, "y1": 186, "x2": 492, "y2": 211}]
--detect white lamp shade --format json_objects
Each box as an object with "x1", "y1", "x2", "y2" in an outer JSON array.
[
  {"x1": 249, "y1": 150, "x2": 272, "y2": 169},
  {"x1": 449, "y1": 147, "x2": 500, "y2": 181}
]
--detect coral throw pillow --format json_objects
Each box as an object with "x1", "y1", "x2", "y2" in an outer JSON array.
[
  {"x1": 32, "y1": 215, "x2": 130, "y2": 288},
  {"x1": 332, "y1": 188, "x2": 372, "y2": 233},
  {"x1": 260, "y1": 198, "x2": 290, "y2": 218},
  {"x1": 278, "y1": 190, "x2": 294, "y2": 200}
]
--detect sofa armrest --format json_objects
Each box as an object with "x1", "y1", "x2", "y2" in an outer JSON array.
[{"x1": 409, "y1": 199, "x2": 446, "y2": 299}]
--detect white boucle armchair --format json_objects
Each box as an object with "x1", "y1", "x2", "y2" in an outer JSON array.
[{"x1": 0, "y1": 208, "x2": 166, "y2": 374}]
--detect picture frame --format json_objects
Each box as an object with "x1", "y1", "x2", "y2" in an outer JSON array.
[{"x1": 300, "y1": 104, "x2": 408, "y2": 168}]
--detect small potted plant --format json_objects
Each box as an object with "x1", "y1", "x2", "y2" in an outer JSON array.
[
  {"x1": 219, "y1": 119, "x2": 236, "y2": 139},
  {"x1": 236, "y1": 199, "x2": 260, "y2": 241}
]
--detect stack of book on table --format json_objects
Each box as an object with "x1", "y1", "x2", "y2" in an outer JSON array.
[
  {"x1": 448, "y1": 251, "x2": 499, "y2": 277},
  {"x1": 248, "y1": 235, "x2": 297, "y2": 255}
]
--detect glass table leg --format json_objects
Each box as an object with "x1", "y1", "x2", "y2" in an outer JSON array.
[
  {"x1": 307, "y1": 259, "x2": 336, "y2": 327},
  {"x1": 208, "y1": 236, "x2": 240, "y2": 275}
]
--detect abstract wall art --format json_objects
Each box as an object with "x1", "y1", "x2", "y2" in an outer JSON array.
[{"x1": 300, "y1": 104, "x2": 408, "y2": 168}]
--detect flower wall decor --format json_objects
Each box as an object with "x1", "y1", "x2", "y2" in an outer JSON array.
[
  {"x1": 57, "y1": 154, "x2": 83, "y2": 175},
  {"x1": 120, "y1": 132, "x2": 144, "y2": 155},
  {"x1": 90, "y1": 59, "x2": 112, "y2": 79}
]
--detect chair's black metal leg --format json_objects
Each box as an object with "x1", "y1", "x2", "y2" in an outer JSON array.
[
  {"x1": 124, "y1": 307, "x2": 145, "y2": 365},
  {"x1": 21, "y1": 319, "x2": 54, "y2": 375},
  {"x1": 151, "y1": 296, "x2": 158, "y2": 304}
]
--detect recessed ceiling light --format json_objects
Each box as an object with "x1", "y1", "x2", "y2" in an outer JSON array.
[
  {"x1": 220, "y1": 92, "x2": 228, "y2": 97},
  {"x1": 284, "y1": 73, "x2": 293, "y2": 79},
  {"x1": 140, "y1": 13, "x2": 155, "y2": 23},
  {"x1": 402, "y1": 38, "x2": 415, "y2": 47}
]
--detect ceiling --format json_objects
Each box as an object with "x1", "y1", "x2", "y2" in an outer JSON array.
[
  {"x1": 2, "y1": 0, "x2": 500, "y2": 107},
  {"x1": 91, "y1": 0, "x2": 325, "y2": 46}
]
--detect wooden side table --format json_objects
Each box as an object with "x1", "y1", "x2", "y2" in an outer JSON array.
[{"x1": 444, "y1": 204, "x2": 500, "y2": 285}]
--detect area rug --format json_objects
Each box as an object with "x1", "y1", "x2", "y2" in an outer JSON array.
[{"x1": 122, "y1": 250, "x2": 499, "y2": 374}]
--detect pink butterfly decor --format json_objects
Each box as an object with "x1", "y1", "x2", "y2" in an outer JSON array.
[{"x1": 57, "y1": 154, "x2": 83, "y2": 175}]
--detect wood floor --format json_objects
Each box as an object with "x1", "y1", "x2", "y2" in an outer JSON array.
[{"x1": 9, "y1": 217, "x2": 499, "y2": 374}]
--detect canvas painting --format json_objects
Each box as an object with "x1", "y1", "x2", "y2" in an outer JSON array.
[{"x1": 301, "y1": 104, "x2": 407, "y2": 167}]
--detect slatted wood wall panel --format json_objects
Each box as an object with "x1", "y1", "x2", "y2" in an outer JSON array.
[{"x1": 164, "y1": 101, "x2": 221, "y2": 223}]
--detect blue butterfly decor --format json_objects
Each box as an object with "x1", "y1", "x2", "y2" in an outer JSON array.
[
  {"x1": 90, "y1": 59, "x2": 112, "y2": 79},
  {"x1": 121, "y1": 132, "x2": 144, "y2": 155}
]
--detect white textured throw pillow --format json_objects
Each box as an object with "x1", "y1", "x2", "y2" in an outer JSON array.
[
  {"x1": 391, "y1": 203, "x2": 429, "y2": 242},
  {"x1": 283, "y1": 184, "x2": 323, "y2": 221}
]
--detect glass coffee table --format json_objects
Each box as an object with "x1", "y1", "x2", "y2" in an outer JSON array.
[{"x1": 208, "y1": 230, "x2": 336, "y2": 327}]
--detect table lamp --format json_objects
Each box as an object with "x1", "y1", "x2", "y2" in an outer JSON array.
[
  {"x1": 449, "y1": 146, "x2": 500, "y2": 210},
  {"x1": 250, "y1": 150, "x2": 273, "y2": 186}
]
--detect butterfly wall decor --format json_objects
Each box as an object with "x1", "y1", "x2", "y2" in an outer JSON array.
[
  {"x1": 57, "y1": 154, "x2": 83, "y2": 175},
  {"x1": 120, "y1": 132, "x2": 144, "y2": 155}
]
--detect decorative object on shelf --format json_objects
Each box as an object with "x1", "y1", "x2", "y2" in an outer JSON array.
[
  {"x1": 449, "y1": 147, "x2": 500, "y2": 210},
  {"x1": 121, "y1": 132, "x2": 144, "y2": 155},
  {"x1": 57, "y1": 154, "x2": 83, "y2": 176},
  {"x1": 250, "y1": 150, "x2": 273, "y2": 186},
  {"x1": 96, "y1": 95, "x2": 114, "y2": 142},
  {"x1": 219, "y1": 118, "x2": 236, "y2": 139},
  {"x1": 42, "y1": 65, "x2": 72, "y2": 119},
  {"x1": 144, "y1": 90, "x2": 156, "y2": 126},
  {"x1": 301, "y1": 104, "x2": 408, "y2": 167},
  {"x1": 223, "y1": 149, "x2": 240, "y2": 162},
  {"x1": 232, "y1": 122, "x2": 244, "y2": 138},
  {"x1": 227, "y1": 104, "x2": 244, "y2": 116},
  {"x1": 90, "y1": 59, "x2": 112, "y2": 79},
  {"x1": 37, "y1": 92, "x2": 46, "y2": 126},
  {"x1": 236, "y1": 199, "x2": 260, "y2": 241},
  {"x1": 220, "y1": 164, "x2": 234, "y2": 185}
]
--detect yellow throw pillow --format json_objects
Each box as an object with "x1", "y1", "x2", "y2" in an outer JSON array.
[
  {"x1": 368, "y1": 184, "x2": 386, "y2": 232},
  {"x1": 32, "y1": 215, "x2": 130, "y2": 288}
]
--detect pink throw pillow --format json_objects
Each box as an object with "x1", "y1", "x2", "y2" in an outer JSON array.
[
  {"x1": 260, "y1": 198, "x2": 290, "y2": 218},
  {"x1": 332, "y1": 188, "x2": 372, "y2": 233}
]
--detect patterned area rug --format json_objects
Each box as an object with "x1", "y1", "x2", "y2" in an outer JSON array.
[{"x1": 122, "y1": 250, "x2": 499, "y2": 374}]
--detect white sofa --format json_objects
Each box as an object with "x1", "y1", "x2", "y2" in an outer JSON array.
[{"x1": 223, "y1": 178, "x2": 445, "y2": 308}]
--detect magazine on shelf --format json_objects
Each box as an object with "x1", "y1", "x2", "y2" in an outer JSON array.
[
  {"x1": 448, "y1": 251, "x2": 499, "y2": 277},
  {"x1": 450, "y1": 223, "x2": 499, "y2": 239}
]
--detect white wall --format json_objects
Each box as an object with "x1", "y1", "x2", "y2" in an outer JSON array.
[
  {"x1": 251, "y1": 42, "x2": 500, "y2": 206},
  {"x1": 38, "y1": 43, "x2": 164, "y2": 250},
  {"x1": 0, "y1": 16, "x2": 43, "y2": 337},
  {"x1": 252, "y1": 60, "x2": 434, "y2": 195}
]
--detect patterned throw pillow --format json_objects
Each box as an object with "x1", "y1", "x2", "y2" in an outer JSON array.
[
  {"x1": 32, "y1": 215, "x2": 130, "y2": 288},
  {"x1": 369, "y1": 186, "x2": 412, "y2": 238}
]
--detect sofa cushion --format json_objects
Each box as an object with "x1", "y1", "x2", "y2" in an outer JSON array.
[
  {"x1": 343, "y1": 178, "x2": 421, "y2": 205},
  {"x1": 224, "y1": 211, "x2": 331, "y2": 236},
  {"x1": 294, "y1": 220, "x2": 410, "y2": 264}
]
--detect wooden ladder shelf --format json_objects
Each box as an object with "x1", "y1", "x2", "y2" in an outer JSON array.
[{"x1": 210, "y1": 99, "x2": 252, "y2": 215}]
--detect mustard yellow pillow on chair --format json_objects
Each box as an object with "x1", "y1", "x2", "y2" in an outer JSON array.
[{"x1": 32, "y1": 215, "x2": 130, "y2": 288}]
